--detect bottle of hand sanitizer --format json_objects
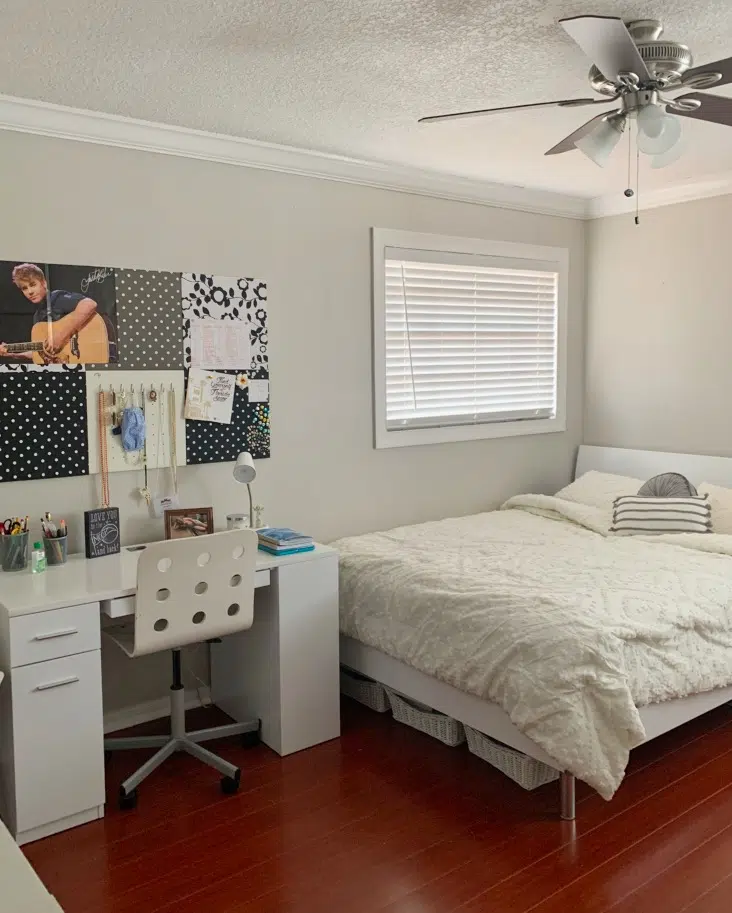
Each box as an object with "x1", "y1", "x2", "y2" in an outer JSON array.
[{"x1": 31, "y1": 541, "x2": 46, "y2": 574}]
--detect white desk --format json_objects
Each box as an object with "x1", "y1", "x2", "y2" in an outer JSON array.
[{"x1": 0, "y1": 544, "x2": 340, "y2": 846}]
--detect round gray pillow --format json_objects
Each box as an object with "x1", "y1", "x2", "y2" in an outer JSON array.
[{"x1": 638, "y1": 472, "x2": 698, "y2": 497}]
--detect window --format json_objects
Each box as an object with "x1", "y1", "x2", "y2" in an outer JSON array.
[{"x1": 372, "y1": 229, "x2": 568, "y2": 449}]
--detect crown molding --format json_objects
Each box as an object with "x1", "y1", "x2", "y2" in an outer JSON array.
[
  {"x1": 588, "y1": 170, "x2": 732, "y2": 218},
  {"x1": 0, "y1": 93, "x2": 588, "y2": 220},
  {"x1": 4, "y1": 94, "x2": 732, "y2": 222}
]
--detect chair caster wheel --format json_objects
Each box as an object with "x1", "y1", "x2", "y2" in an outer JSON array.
[
  {"x1": 241, "y1": 727, "x2": 261, "y2": 749},
  {"x1": 221, "y1": 771, "x2": 241, "y2": 795},
  {"x1": 119, "y1": 787, "x2": 138, "y2": 810}
]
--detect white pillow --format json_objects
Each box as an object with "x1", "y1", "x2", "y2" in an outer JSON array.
[
  {"x1": 555, "y1": 470, "x2": 645, "y2": 510},
  {"x1": 699, "y1": 482, "x2": 732, "y2": 534}
]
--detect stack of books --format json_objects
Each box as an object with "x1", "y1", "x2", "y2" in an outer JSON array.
[{"x1": 258, "y1": 527, "x2": 315, "y2": 556}]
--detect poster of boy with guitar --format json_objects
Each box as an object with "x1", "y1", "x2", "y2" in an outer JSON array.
[{"x1": 0, "y1": 261, "x2": 118, "y2": 365}]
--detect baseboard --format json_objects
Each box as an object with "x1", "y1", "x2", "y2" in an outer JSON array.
[{"x1": 103, "y1": 687, "x2": 211, "y2": 734}]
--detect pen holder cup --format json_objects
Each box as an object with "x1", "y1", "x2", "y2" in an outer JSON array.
[
  {"x1": 44, "y1": 535, "x2": 68, "y2": 567},
  {"x1": 2, "y1": 532, "x2": 29, "y2": 572}
]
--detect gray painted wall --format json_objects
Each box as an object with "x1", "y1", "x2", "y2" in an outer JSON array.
[
  {"x1": 0, "y1": 131, "x2": 585, "y2": 716},
  {"x1": 585, "y1": 194, "x2": 732, "y2": 456}
]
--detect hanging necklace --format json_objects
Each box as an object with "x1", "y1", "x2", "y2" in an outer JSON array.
[
  {"x1": 168, "y1": 386, "x2": 178, "y2": 496},
  {"x1": 97, "y1": 390, "x2": 110, "y2": 509}
]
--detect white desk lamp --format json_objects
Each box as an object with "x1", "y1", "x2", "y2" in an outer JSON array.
[{"x1": 233, "y1": 451, "x2": 256, "y2": 527}]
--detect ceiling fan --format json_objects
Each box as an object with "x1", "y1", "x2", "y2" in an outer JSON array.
[{"x1": 419, "y1": 16, "x2": 732, "y2": 169}]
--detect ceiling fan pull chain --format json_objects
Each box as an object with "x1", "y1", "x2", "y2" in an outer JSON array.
[
  {"x1": 635, "y1": 144, "x2": 641, "y2": 226},
  {"x1": 623, "y1": 117, "x2": 636, "y2": 209}
]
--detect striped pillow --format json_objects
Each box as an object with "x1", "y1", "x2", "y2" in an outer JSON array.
[{"x1": 611, "y1": 495, "x2": 712, "y2": 536}]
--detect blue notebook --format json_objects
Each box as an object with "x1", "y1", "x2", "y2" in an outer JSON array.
[
  {"x1": 259, "y1": 544, "x2": 316, "y2": 556},
  {"x1": 258, "y1": 527, "x2": 313, "y2": 545}
]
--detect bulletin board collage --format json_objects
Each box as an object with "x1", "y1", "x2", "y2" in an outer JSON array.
[{"x1": 0, "y1": 260, "x2": 269, "y2": 484}]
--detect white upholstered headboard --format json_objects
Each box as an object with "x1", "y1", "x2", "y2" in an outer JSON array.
[{"x1": 575, "y1": 445, "x2": 732, "y2": 488}]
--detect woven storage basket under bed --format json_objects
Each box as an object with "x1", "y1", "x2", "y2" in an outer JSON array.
[
  {"x1": 340, "y1": 668, "x2": 391, "y2": 713},
  {"x1": 385, "y1": 688, "x2": 465, "y2": 747},
  {"x1": 464, "y1": 725, "x2": 559, "y2": 790}
]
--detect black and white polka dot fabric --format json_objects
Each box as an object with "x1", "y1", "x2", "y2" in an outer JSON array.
[
  {"x1": 185, "y1": 369, "x2": 270, "y2": 464},
  {"x1": 114, "y1": 269, "x2": 183, "y2": 370},
  {"x1": 0, "y1": 373, "x2": 89, "y2": 482}
]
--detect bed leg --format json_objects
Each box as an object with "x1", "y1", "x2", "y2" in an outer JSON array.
[{"x1": 560, "y1": 772, "x2": 576, "y2": 821}]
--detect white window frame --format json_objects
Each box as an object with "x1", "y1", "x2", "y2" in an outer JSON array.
[{"x1": 372, "y1": 228, "x2": 568, "y2": 449}]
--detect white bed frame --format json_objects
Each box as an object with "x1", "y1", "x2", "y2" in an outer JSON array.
[{"x1": 340, "y1": 445, "x2": 732, "y2": 820}]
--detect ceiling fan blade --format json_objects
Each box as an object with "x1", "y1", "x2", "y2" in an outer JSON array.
[
  {"x1": 544, "y1": 111, "x2": 618, "y2": 156},
  {"x1": 682, "y1": 56, "x2": 732, "y2": 89},
  {"x1": 559, "y1": 15, "x2": 650, "y2": 83},
  {"x1": 418, "y1": 97, "x2": 612, "y2": 124},
  {"x1": 673, "y1": 92, "x2": 732, "y2": 127}
]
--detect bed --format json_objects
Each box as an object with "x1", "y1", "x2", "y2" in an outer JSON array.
[{"x1": 336, "y1": 445, "x2": 732, "y2": 820}]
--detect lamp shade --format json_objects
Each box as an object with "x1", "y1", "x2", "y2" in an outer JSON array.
[
  {"x1": 651, "y1": 134, "x2": 685, "y2": 169},
  {"x1": 637, "y1": 107, "x2": 682, "y2": 155},
  {"x1": 233, "y1": 451, "x2": 256, "y2": 484},
  {"x1": 636, "y1": 103, "x2": 665, "y2": 139},
  {"x1": 575, "y1": 115, "x2": 625, "y2": 167}
]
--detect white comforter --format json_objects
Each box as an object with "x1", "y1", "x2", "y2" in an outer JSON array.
[{"x1": 335, "y1": 495, "x2": 732, "y2": 799}]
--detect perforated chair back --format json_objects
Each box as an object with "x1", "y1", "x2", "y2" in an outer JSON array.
[{"x1": 130, "y1": 528, "x2": 258, "y2": 657}]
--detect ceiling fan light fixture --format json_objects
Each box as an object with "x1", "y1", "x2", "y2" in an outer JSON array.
[
  {"x1": 417, "y1": 15, "x2": 732, "y2": 189},
  {"x1": 575, "y1": 114, "x2": 626, "y2": 166},
  {"x1": 651, "y1": 134, "x2": 685, "y2": 168},
  {"x1": 636, "y1": 107, "x2": 682, "y2": 154},
  {"x1": 636, "y1": 103, "x2": 664, "y2": 137}
]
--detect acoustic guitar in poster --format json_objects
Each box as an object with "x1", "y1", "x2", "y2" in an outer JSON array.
[{"x1": 1, "y1": 313, "x2": 111, "y2": 365}]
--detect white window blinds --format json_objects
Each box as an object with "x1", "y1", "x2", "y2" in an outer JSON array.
[{"x1": 384, "y1": 254, "x2": 559, "y2": 432}]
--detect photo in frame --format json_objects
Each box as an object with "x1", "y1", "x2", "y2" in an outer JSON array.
[
  {"x1": 0, "y1": 261, "x2": 119, "y2": 367},
  {"x1": 164, "y1": 507, "x2": 214, "y2": 540}
]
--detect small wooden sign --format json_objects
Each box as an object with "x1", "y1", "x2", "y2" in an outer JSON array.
[{"x1": 84, "y1": 507, "x2": 121, "y2": 558}]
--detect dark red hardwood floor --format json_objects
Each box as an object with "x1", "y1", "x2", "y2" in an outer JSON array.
[{"x1": 23, "y1": 698, "x2": 732, "y2": 913}]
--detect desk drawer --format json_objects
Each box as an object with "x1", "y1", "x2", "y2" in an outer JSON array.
[
  {"x1": 12, "y1": 651, "x2": 104, "y2": 834},
  {"x1": 101, "y1": 570, "x2": 270, "y2": 619},
  {"x1": 10, "y1": 603, "x2": 100, "y2": 667},
  {"x1": 101, "y1": 596, "x2": 135, "y2": 619}
]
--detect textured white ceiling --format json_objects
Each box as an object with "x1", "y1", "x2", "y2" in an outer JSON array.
[{"x1": 2, "y1": 0, "x2": 732, "y2": 199}]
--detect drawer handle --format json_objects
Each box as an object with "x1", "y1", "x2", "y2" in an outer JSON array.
[
  {"x1": 34, "y1": 675, "x2": 80, "y2": 692},
  {"x1": 33, "y1": 627, "x2": 79, "y2": 641}
]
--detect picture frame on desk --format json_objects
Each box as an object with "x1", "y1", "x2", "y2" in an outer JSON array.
[{"x1": 164, "y1": 507, "x2": 214, "y2": 540}]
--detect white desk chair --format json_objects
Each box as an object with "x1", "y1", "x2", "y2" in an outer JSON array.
[{"x1": 104, "y1": 529, "x2": 260, "y2": 809}]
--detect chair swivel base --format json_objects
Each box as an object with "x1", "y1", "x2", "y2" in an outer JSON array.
[{"x1": 104, "y1": 673, "x2": 259, "y2": 809}]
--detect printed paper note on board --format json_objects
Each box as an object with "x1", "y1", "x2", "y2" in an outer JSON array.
[
  {"x1": 248, "y1": 380, "x2": 269, "y2": 403},
  {"x1": 189, "y1": 320, "x2": 250, "y2": 370},
  {"x1": 185, "y1": 369, "x2": 236, "y2": 424}
]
